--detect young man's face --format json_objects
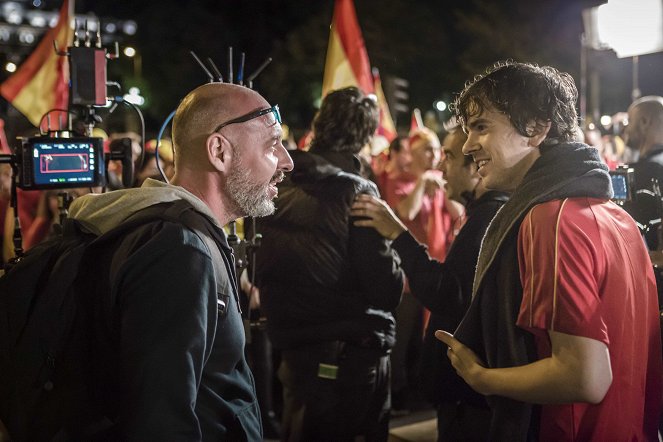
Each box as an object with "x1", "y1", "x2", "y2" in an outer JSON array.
[
  {"x1": 441, "y1": 130, "x2": 478, "y2": 204},
  {"x1": 462, "y1": 107, "x2": 541, "y2": 191}
]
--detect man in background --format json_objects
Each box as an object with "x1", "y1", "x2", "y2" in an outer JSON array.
[
  {"x1": 352, "y1": 124, "x2": 508, "y2": 440},
  {"x1": 256, "y1": 86, "x2": 404, "y2": 442}
]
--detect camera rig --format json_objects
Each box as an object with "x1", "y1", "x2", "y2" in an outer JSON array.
[{"x1": 0, "y1": 20, "x2": 141, "y2": 261}]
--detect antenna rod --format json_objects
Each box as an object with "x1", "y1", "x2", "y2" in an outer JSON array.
[
  {"x1": 238, "y1": 52, "x2": 245, "y2": 86},
  {"x1": 206, "y1": 57, "x2": 224, "y2": 82},
  {"x1": 190, "y1": 51, "x2": 214, "y2": 83},
  {"x1": 227, "y1": 47, "x2": 233, "y2": 84},
  {"x1": 246, "y1": 57, "x2": 272, "y2": 84}
]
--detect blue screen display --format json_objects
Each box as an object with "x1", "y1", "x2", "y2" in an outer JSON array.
[
  {"x1": 30, "y1": 140, "x2": 101, "y2": 187},
  {"x1": 611, "y1": 174, "x2": 628, "y2": 200}
]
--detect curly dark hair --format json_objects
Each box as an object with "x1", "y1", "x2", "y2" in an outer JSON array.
[
  {"x1": 309, "y1": 86, "x2": 379, "y2": 154},
  {"x1": 451, "y1": 61, "x2": 579, "y2": 144}
]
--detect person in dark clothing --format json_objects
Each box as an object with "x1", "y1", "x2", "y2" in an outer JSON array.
[
  {"x1": 434, "y1": 61, "x2": 661, "y2": 441},
  {"x1": 624, "y1": 95, "x2": 663, "y2": 250},
  {"x1": 68, "y1": 83, "x2": 294, "y2": 441},
  {"x1": 353, "y1": 126, "x2": 508, "y2": 441},
  {"x1": 255, "y1": 86, "x2": 404, "y2": 442}
]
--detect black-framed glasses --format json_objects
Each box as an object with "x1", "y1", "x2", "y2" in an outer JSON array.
[{"x1": 213, "y1": 104, "x2": 281, "y2": 133}]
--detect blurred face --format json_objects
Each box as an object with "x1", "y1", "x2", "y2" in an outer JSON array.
[
  {"x1": 441, "y1": 130, "x2": 478, "y2": 204},
  {"x1": 391, "y1": 139, "x2": 411, "y2": 173},
  {"x1": 223, "y1": 108, "x2": 294, "y2": 217},
  {"x1": 411, "y1": 140, "x2": 441, "y2": 172},
  {"x1": 624, "y1": 105, "x2": 645, "y2": 152},
  {"x1": 462, "y1": 107, "x2": 541, "y2": 191}
]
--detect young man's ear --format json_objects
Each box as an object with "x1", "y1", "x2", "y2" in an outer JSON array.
[
  {"x1": 528, "y1": 120, "x2": 552, "y2": 147},
  {"x1": 206, "y1": 132, "x2": 233, "y2": 173}
]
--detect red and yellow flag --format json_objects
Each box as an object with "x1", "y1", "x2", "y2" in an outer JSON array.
[
  {"x1": 322, "y1": 0, "x2": 374, "y2": 97},
  {"x1": 373, "y1": 68, "x2": 396, "y2": 144},
  {"x1": 0, "y1": 0, "x2": 73, "y2": 128},
  {"x1": 322, "y1": 0, "x2": 396, "y2": 149}
]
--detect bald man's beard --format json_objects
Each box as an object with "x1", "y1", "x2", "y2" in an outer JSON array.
[{"x1": 225, "y1": 156, "x2": 276, "y2": 218}]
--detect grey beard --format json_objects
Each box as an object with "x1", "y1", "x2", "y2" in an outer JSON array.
[{"x1": 226, "y1": 163, "x2": 275, "y2": 218}]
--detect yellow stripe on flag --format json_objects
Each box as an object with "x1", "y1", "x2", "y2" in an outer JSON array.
[{"x1": 322, "y1": 24, "x2": 359, "y2": 97}]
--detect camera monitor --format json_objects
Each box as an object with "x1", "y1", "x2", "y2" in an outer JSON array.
[
  {"x1": 609, "y1": 166, "x2": 634, "y2": 203},
  {"x1": 19, "y1": 137, "x2": 106, "y2": 190}
]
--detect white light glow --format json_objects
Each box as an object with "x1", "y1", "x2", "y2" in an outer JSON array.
[
  {"x1": 600, "y1": 115, "x2": 612, "y2": 127},
  {"x1": 124, "y1": 87, "x2": 145, "y2": 106},
  {"x1": 5, "y1": 62, "x2": 17, "y2": 73},
  {"x1": 123, "y1": 21, "x2": 137, "y2": 36},
  {"x1": 434, "y1": 100, "x2": 447, "y2": 112},
  {"x1": 29, "y1": 14, "x2": 46, "y2": 27},
  {"x1": 597, "y1": 0, "x2": 663, "y2": 58},
  {"x1": 123, "y1": 46, "x2": 136, "y2": 57}
]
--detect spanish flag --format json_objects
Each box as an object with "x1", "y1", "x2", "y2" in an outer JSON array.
[
  {"x1": 0, "y1": 0, "x2": 74, "y2": 128},
  {"x1": 373, "y1": 68, "x2": 397, "y2": 144},
  {"x1": 322, "y1": 0, "x2": 396, "y2": 146},
  {"x1": 322, "y1": 0, "x2": 373, "y2": 97}
]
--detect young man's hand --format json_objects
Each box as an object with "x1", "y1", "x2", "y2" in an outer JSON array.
[
  {"x1": 351, "y1": 194, "x2": 407, "y2": 240},
  {"x1": 435, "y1": 330, "x2": 490, "y2": 395}
]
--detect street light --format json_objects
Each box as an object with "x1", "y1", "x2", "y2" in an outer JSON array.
[
  {"x1": 123, "y1": 46, "x2": 141, "y2": 77},
  {"x1": 123, "y1": 46, "x2": 136, "y2": 57}
]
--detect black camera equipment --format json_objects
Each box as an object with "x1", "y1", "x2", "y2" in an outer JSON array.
[
  {"x1": 0, "y1": 20, "x2": 143, "y2": 263},
  {"x1": 609, "y1": 164, "x2": 635, "y2": 204}
]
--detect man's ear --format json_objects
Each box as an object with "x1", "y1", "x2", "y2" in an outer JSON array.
[
  {"x1": 528, "y1": 120, "x2": 552, "y2": 147},
  {"x1": 207, "y1": 132, "x2": 233, "y2": 173}
]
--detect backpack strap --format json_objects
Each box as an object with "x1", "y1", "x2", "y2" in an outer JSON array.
[{"x1": 109, "y1": 200, "x2": 239, "y2": 315}]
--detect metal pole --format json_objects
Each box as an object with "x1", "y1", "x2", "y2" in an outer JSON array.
[
  {"x1": 632, "y1": 55, "x2": 641, "y2": 102},
  {"x1": 580, "y1": 33, "x2": 587, "y2": 126}
]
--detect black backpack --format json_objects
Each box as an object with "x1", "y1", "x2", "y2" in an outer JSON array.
[{"x1": 0, "y1": 199, "x2": 226, "y2": 441}]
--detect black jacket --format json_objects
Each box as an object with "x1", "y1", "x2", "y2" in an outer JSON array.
[
  {"x1": 69, "y1": 186, "x2": 262, "y2": 442},
  {"x1": 391, "y1": 190, "x2": 508, "y2": 407},
  {"x1": 256, "y1": 149, "x2": 404, "y2": 350},
  {"x1": 628, "y1": 144, "x2": 663, "y2": 250}
]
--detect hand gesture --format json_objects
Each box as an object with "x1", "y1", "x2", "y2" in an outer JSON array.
[
  {"x1": 435, "y1": 330, "x2": 489, "y2": 395},
  {"x1": 351, "y1": 194, "x2": 407, "y2": 240},
  {"x1": 420, "y1": 170, "x2": 445, "y2": 197}
]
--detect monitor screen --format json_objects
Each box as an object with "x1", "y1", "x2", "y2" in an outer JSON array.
[
  {"x1": 610, "y1": 173, "x2": 629, "y2": 201},
  {"x1": 26, "y1": 138, "x2": 104, "y2": 189}
]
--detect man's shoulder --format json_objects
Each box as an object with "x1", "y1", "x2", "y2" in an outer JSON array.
[
  {"x1": 527, "y1": 197, "x2": 606, "y2": 218},
  {"x1": 521, "y1": 198, "x2": 620, "y2": 243},
  {"x1": 110, "y1": 204, "x2": 224, "y2": 260}
]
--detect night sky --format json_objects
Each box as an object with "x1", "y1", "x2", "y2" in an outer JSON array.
[{"x1": 5, "y1": 0, "x2": 663, "y2": 138}]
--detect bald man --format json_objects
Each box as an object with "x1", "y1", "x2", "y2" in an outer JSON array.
[
  {"x1": 67, "y1": 83, "x2": 293, "y2": 441},
  {"x1": 625, "y1": 96, "x2": 663, "y2": 250}
]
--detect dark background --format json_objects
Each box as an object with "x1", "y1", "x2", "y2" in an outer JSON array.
[{"x1": 2, "y1": 0, "x2": 663, "y2": 142}]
